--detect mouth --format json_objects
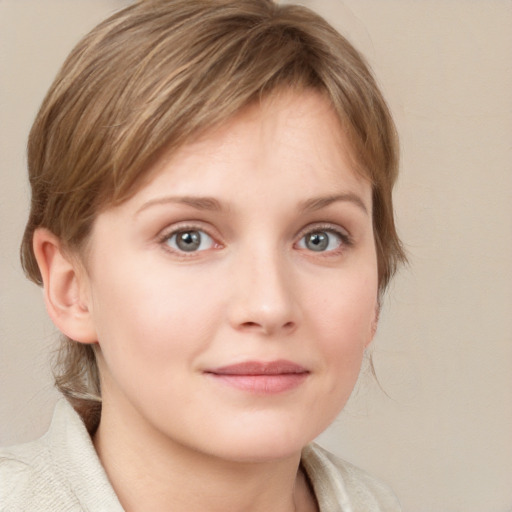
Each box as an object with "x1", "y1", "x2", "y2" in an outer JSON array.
[{"x1": 204, "y1": 360, "x2": 309, "y2": 394}]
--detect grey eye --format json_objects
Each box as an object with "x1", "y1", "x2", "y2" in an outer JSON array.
[
  {"x1": 298, "y1": 230, "x2": 343, "y2": 252},
  {"x1": 305, "y1": 232, "x2": 329, "y2": 251},
  {"x1": 166, "y1": 230, "x2": 214, "y2": 252}
]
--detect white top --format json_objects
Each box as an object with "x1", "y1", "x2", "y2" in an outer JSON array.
[{"x1": 0, "y1": 400, "x2": 401, "y2": 511}]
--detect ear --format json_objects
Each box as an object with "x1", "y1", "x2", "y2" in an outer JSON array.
[
  {"x1": 365, "y1": 303, "x2": 380, "y2": 348},
  {"x1": 33, "y1": 228, "x2": 97, "y2": 344}
]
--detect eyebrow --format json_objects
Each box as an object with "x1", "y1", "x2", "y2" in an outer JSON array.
[
  {"x1": 135, "y1": 192, "x2": 368, "y2": 217},
  {"x1": 299, "y1": 193, "x2": 369, "y2": 215},
  {"x1": 135, "y1": 196, "x2": 223, "y2": 216}
]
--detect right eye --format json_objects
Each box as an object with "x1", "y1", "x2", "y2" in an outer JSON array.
[
  {"x1": 164, "y1": 229, "x2": 215, "y2": 253},
  {"x1": 298, "y1": 230, "x2": 344, "y2": 252}
]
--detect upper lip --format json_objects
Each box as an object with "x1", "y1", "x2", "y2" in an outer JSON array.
[{"x1": 205, "y1": 360, "x2": 309, "y2": 376}]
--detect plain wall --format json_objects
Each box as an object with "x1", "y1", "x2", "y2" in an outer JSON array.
[{"x1": 1, "y1": 1, "x2": 511, "y2": 511}]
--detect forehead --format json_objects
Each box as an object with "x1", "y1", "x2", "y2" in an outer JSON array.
[{"x1": 128, "y1": 90, "x2": 369, "y2": 205}]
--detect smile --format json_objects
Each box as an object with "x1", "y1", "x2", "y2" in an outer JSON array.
[{"x1": 204, "y1": 360, "x2": 310, "y2": 394}]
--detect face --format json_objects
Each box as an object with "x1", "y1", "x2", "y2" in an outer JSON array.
[{"x1": 82, "y1": 90, "x2": 378, "y2": 462}]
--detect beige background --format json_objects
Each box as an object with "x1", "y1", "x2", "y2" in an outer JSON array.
[{"x1": 1, "y1": 1, "x2": 511, "y2": 511}]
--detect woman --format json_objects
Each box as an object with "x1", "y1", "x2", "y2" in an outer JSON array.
[{"x1": 1, "y1": 1, "x2": 405, "y2": 510}]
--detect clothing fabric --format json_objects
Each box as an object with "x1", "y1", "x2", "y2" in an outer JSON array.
[{"x1": 0, "y1": 400, "x2": 401, "y2": 511}]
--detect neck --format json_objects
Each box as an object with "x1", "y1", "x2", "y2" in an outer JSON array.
[{"x1": 93, "y1": 398, "x2": 317, "y2": 512}]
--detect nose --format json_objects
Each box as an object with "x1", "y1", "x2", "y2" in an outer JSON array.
[{"x1": 227, "y1": 249, "x2": 299, "y2": 336}]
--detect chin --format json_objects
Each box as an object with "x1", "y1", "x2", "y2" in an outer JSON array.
[{"x1": 195, "y1": 421, "x2": 322, "y2": 464}]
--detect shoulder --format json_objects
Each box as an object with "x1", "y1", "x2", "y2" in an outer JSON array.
[
  {"x1": 302, "y1": 443, "x2": 401, "y2": 512},
  {"x1": 0, "y1": 400, "x2": 123, "y2": 512},
  {"x1": 0, "y1": 432, "x2": 81, "y2": 511}
]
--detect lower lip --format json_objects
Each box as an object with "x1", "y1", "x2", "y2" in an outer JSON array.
[{"x1": 206, "y1": 373, "x2": 308, "y2": 394}]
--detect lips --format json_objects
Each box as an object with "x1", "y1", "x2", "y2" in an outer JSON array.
[{"x1": 204, "y1": 360, "x2": 309, "y2": 394}]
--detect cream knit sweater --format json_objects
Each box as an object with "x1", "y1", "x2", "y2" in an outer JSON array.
[{"x1": 0, "y1": 400, "x2": 401, "y2": 511}]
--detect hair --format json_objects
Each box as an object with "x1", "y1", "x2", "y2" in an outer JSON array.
[{"x1": 21, "y1": 0, "x2": 405, "y2": 430}]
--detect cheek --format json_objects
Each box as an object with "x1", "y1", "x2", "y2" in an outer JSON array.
[
  {"x1": 306, "y1": 264, "x2": 378, "y2": 382},
  {"x1": 295, "y1": 268, "x2": 377, "y2": 438},
  {"x1": 89, "y1": 260, "x2": 224, "y2": 368},
  {"x1": 311, "y1": 265, "x2": 378, "y2": 340}
]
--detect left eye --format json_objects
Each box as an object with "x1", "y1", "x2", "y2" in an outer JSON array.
[
  {"x1": 165, "y1": 229, "x2": 215, "y2": 252},
  {"x1": 297, "y1": 230, "x2": 344, "y2": 252}
]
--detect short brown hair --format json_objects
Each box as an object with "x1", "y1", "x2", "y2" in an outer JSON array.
[{"x1": 21, "y1": 0, "x2": 405, "y2": 429}]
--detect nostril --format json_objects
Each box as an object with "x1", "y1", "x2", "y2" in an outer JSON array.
[
  {"x1": 241, "y1": 321, "x2": 260, "y2": 329},
  {"x1": 238, "y1": 320, "x2": 295, "y2": 333}
]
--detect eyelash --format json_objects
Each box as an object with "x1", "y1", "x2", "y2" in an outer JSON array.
[
  {"x1": 295, "y1": 224, "x2": 353, "y2": 255},
  {"x1": 158, "y1": 224, "x2": 221, "y2": 257},
  {"x1": 157, "y1": 223, "x2": 353, "y2": 257}
]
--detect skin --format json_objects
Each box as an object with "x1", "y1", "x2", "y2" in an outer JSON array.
[{"x1": 35, "y1": 90, "x2": 379, "y2": 512}]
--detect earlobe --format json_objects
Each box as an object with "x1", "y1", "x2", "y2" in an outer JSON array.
[
  {"x1": 33, "y1": 228, "x2": 97, "y2": 344},
  {"x1": 366, "y1": 304, "x2": 380, "y2": 348}
]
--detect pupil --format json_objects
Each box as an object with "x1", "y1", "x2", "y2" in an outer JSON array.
[
  {"x1": 177, "y1": 231, "x2": 201, "y2": 251},
  {"x1": 307, "y1": 232, "x2": 328, "y2": 251}
]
